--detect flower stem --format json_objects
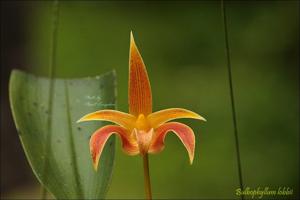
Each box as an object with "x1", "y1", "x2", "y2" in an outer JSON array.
[{"x1": 142, "y1": 154, "x2": 152, "y2": 200}]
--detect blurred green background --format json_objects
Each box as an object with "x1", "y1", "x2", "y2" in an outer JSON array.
[{"x1": 1, "y1": 0, "x2": 299, "y2": 199}]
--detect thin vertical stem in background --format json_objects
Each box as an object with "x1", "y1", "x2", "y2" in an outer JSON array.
[
  {"x1": 41, "y1": 0, "x2": 60, "y2": 199},
  {"x1": 221, "y1": 1, "x2": 244, "y2": 199},
  {"x1": 142, "y1": 154, "x2": 152, "y2": 200}
]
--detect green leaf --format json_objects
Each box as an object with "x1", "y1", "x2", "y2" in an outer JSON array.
[{"x1": 9, "y1": 69, "x2": 116, "y2": 199}]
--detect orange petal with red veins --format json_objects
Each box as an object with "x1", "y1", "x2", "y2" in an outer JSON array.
[
  {"x1": 149, "y1": 122, "x2": 196, "y2": 164},
  {"x1": 129, "y1": 32, "x2": 152, "y2": 116},
  {"x1": 77, "y1": 110, "x2": 136, "y2": 130},
  {"x1": 90, "y1": 125, "x2": 139, "y2": 170},
  {"x1": 148, "y1": 108, "x2": 206, "y2": 129}
]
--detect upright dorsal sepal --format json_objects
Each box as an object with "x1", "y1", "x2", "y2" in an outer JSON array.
[{"x1": 129, "y1": 32, "x2": 152, "y2": 116}]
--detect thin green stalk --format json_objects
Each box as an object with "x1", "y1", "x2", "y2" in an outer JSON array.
[
  {"x1": 41, "y1": 0, "x2": 60, "y2": 199},
  {"x1": 142, "y1": 154, "x2": 152, "y2": 200},
  {"x1": 221, "y1": 1, "x2": 244, "y2": 199}
]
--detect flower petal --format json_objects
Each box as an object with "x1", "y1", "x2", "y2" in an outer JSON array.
[
  {"x1": 77, "y1": 109, "x2": 136, "y2": 130},
  {"x1": 129, "y1": 32, "x2": 152, "y2": 116},
  {"x1": 148, "y1": 122, "x2": 196, "y2": 164},
  {"x1": 147, "y1": 108, "x2": 206, "y2": 129},
  {"x1": 133, "y1": 128, "x2": 154, "y2": 155},
  {"x1": 90, "y1": 125, "x2": 139, "y2": 170}
]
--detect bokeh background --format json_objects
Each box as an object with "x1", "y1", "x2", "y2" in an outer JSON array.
[{"x1": 1, "y1": 0, "x2": 299, "y2": 199}]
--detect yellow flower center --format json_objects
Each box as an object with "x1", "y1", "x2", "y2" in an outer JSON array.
[
  {"x1": 135, "y1": 114, "x2": 151, "y2": 131},
  {"x1": 133, "y1": 114, "x2": 153, "y2": 154}
]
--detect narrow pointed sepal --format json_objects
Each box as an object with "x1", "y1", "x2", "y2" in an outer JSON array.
[
  {"x1": 148, "y1": 122, "x2": 195, "y2": 164},
  {"x1": 129, "y1": 32, "x2": 152, "y2": 116},
  {"x1": 77, "y1": 110, "x2": 136, "y2": 130},
  {"x1": 148, "y1": 108, "x2": 206, "y2": 129},
  {"x1": 90, "y1": 125, "x2": 139, "y2": 171}
]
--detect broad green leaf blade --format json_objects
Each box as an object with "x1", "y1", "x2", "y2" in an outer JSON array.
[{"x1": 9, "y1": 69, "x2": 116, "y2": 199}]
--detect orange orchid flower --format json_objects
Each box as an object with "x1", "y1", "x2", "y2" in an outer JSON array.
[{"x1": 78, "y1": 32, "x2": 206, "y2": 171}]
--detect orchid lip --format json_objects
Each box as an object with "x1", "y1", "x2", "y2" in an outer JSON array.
[{"x1": 134, "y1": 128, "x2": 154, "y2": 155}]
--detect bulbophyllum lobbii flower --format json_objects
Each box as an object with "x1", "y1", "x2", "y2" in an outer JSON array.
[{"x1": 78, "y1": 32, "x2": 206, "y2": 170}]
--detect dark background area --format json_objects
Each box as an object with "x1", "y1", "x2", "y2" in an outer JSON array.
[
  {"x1": 1, "y1": 1, "x2": 38, "y2": 197},
  {"x1": 1, "y1": 0, "x2": 299, "y2": 199}
]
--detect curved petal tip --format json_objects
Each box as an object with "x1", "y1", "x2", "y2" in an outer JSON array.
[{"x1": 149, "y1": 122, "x2": 195, "y2": 164}]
